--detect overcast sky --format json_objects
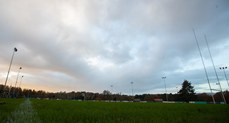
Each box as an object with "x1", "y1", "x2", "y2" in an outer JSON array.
[{"x1": 0, "y1": 0, "x2": 229, "y2": 94}]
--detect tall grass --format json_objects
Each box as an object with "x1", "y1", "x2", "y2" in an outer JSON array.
[
  {"x1": 0, "y1": 98, "x2": 25, "y2": 122},
  {"x1": 31, "y1": 99, "x2": 229, "y2": 123},
  {"x1": 7, "y1": 99, "x2": 41, "y2": 123}
]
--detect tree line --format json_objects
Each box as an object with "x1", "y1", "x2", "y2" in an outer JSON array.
[{"x1": 0, "y1": 80, "x2": 228, "y2": 103}]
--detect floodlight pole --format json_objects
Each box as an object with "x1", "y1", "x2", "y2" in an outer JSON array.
[
  {"x1": 110, "y1": 85, "x2": 113, "y2": 94},
  {"x1": 220, "y1": 67, "x2": 229, "y2": 87},
  {"x1": 162, "y1": 77, "x2": 168, "y2": 101},
  {"x1": 3, "y1": 48, "x2": 17, "y2": 95},
  {"x1": 110, "y1": 85, "x2": 113, "y2": 101},
  {"x1": 17, "y1": 75, "x2": 24, "y2": 97},
  {"x1": 130, "y1": 82, "x2": 134, "y2": 97},
  {"x1": 8, "y1": 84, "x2": 12, "y2": 97},
  {"x1": 13, "y1": 67, "x2": 22, "y2": 97},
  {"x1": 204, "y1": 35, "x2": 226, "y2": 104},
  {"x1": 19, "y1": 75, "x2": 24, "y2": 88},
  {"x1": 193, "y1": 30, "x2": 215, "y2": 104}
]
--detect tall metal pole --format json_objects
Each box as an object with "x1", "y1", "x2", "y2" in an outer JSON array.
[
  {"x1": 3, "y1": 48, "x2": 17, "y2": 96},
  {"x1": 162, "y1": 77, "x2": 168, "y2": 101},
  {"x1": 110, "y1": 85, "x2": 113, "y2": 94},
  {"x1": 8, "y1": 84, "x2": 12, "y2": 97},
  {"x1": 110, "y1": 84, "x2": 113, "y2": 101},
  {"x1": 130, "y1": 82, "x2": 134, "y2": 96},
  {"x1": 223, "y1": 68, "x2": 229, "y2": 87},
  {"x1": 192, "y1": 30, "x2": 216, "y2": 104},
  {"x1": 13, "y1": 67, "x2": 22, "y2": 97},
  {"x1": 204, "y1": 35, "x2": 226, "y2": 104},
  {"x1": 220, "y1": 67, "x2": 229, "y2": 87},
  {"x1": 17, "y1": 75, "x2": 24, "y2": 97},
  {"x1": 18, "y1": 75, "x2": 24, "y2": 88}
]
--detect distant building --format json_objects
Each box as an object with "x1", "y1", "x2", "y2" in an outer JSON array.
[
  {"x1": 134, "y1": 99, "x2": 141, "y2": 102},
  {"x1": 154, "y1": 98, "x2": 163, "y2": 103}
]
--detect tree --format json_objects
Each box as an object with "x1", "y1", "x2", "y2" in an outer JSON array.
[
  {"x1": 197, "y1": 93, "x2": 212, "y2": 102},
  {"x1": 178, "y1": 80, "x2": 196, "y2": 102},
  {"x1": 102, "y1": 90, "x2": 112, "y2": 100}
]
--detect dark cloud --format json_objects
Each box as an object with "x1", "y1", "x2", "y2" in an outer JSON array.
[{"x1": 0, "y1": 0, "x2": 228, "y2": 94}]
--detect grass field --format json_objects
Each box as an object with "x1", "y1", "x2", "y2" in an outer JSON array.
[
  {"x1": 0, "y1": 98, "x2": 25, "y2": 122},
  {"x1": 1, "y1": 99, "x2": 229, "y2": 123}
]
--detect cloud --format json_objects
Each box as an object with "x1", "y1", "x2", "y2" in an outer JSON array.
[{"x1": 0, "y1": 0, "x2": 228, "y2": 94}]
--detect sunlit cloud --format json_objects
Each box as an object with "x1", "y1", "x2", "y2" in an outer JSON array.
[{"x1": 0, "y1": 0, "x2": 228, "y2": 94}]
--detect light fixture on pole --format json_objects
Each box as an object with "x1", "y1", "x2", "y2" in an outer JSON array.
[
  {"x1": 219, "y1": 67, "x2": 229, "y2": 87},
  {"x1": 162, "y1": 76, "x2": 168, "y2": 101},
  {"x1": 3, "y1": 47, "x2": 18, "y2": 95},
  {"x1": 13, "y1": 67, "x2": 22, "y2": 97}
]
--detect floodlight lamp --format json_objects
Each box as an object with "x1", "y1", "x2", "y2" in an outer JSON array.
[{"x1": 14, "y1": 47, "x2": 17, "y2": 52}]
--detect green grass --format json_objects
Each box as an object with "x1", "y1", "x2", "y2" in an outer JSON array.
[
  {"x1": 31, "y1": 99, "x2": 229, "y2": 123},
  {"x1": 0, "y1": 98, "x2": 25, "y2": 122},
  {"x1": 1, "y1": 99, "x2": 228, "y2": 122}
]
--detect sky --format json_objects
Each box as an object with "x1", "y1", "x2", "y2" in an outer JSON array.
[{"x1": 0, "y1": 0, "x2": 229, "y2": 95}]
